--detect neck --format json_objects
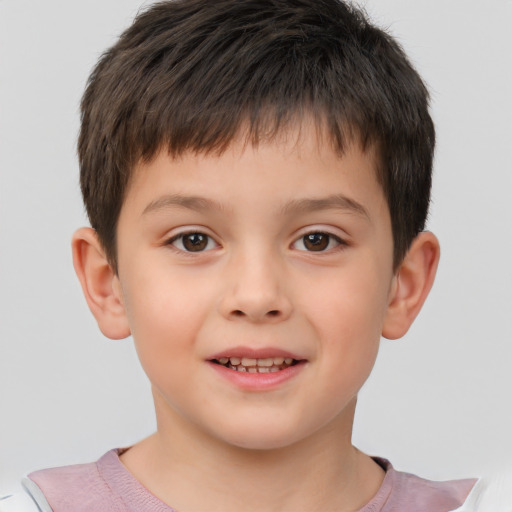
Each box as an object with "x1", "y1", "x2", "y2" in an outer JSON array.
[{"x1": 121, "y1": 395, "x2": 384, "y2": 512}]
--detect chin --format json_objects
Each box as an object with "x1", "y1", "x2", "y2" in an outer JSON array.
[
  {"x1": 212, "y1": 420, "x2": 308, "y2": 452},
  {"x1": 228, "y1": 436, "x2": 298, "y2": 452}
]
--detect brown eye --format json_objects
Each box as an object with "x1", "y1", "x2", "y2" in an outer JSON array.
[
  {"x1": 292, "y1": 232, "x2": 343, "y2": 252},
  {"x1": 170, "y1": 232, "x2": 216, "y2": 252},
  {"x1": 183, "y1": 233, "x2": 208, "y2": 251},
  {"x1": 303, "y1": 233, "x2": 330, "y2": 251}
]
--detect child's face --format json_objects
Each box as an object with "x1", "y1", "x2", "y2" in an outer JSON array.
[{"x1": 113, "y1": 126, "x2": 397, "y2": 450}]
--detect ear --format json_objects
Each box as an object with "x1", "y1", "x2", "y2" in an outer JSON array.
[
  {"x1": 382, "y1": 231, "x2": 440, "y2": 340},
  {"x1": 72, "y1": 227, "x2": 131, "y2": 340}
]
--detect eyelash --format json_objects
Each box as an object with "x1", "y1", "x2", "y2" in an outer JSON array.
[{"x1": 166, "y1": 230, "x2": 346, "y2": 254}]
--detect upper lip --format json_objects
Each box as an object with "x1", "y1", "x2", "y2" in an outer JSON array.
[{"x1": 209, "y1": 346, "x2": 304, "y2": 361}]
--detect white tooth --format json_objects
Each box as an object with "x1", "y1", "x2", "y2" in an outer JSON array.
[
  {"x1": 230, "y1": 357, "x2": 241, "y2": 365},
  {"x1": 241, "y1": 357, "x2": 257, "y2": 366},
  {"x1": 258, "y1": 367, "x2": 270, "y2": 373},
  {"x1": 272, "y1": 357, "x2": 284, "y2": 365},
  {"x1": 248, "y1": 367, "x2": 258, "y2": 373},
  {"x1": 257, "y1": 358, "x2": 273, "y2": 367},
  {"x1": 228, "y1": 364, "x2": 236, "y2": 370},
  {"x1": 284, "y1": 358, "x2": 293, "y2": 365},
  {"x1": 219, "y1": 357, "x2": 229, "y2": 365},
  {"x1": 237, "y1": 366, "x2": 247, "y2": 372},
  {"x1": 269, "y1": 367, "x2": 279, "y2": 373}
]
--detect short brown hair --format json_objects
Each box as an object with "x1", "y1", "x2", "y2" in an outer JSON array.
[{"x1": 79, "y1": 0, "x2": 435, "y2": 271}]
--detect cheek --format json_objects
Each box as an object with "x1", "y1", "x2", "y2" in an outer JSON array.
[
  {"x1": 301, "y1": 261, "x2": 391, "y2": 380},
  {"x1": 122, "y1": 260, "x2": 209, "y2": 331},
  {"x1": 307, "y1": 264, "x2": 390, "y2": 339},
  {"x1": 120, "y1": 272, "x2": 205, "y2": 380}
]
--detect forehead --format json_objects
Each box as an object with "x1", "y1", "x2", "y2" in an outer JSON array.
[
  {"x1": 121, "y1": 123, "x2": 388, "y2": 229},
  {"x1": 131, "y1": 113, "x2": 379, "y2": 179},
  {"x1": 132, "y1": 119, "x2": 380, "y2": 189}
]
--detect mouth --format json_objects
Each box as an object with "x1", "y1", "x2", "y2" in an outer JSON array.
[{"x1": 211, "y1": 356, "x2": 301, "y2": 373}]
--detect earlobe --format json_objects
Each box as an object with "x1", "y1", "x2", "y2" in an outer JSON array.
[
  {"x1": 382, "y1": 231, "x2": 440, "y2": 340},
  {"x1": 72, "y1": 227, "x2": 131, "y2": 340}
]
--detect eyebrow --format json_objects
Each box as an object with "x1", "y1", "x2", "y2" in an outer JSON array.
[
  {"x1": 281, "y1": 194, "x2": 370, "y2": 219},
  {"x1": 142, "y1": 194, "x2": 227, "y2": 215},
  {"x1": 142, "y1": 193, "x2": 369, "y2": 219}
]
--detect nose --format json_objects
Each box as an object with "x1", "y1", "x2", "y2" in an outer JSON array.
[{"x1": 218, "y1": 249, "x2": 293, "y2": 323}]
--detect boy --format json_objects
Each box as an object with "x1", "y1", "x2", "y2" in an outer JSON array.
[{"x1": 6, "y1": 0, "x2": 511, "y2": 510}]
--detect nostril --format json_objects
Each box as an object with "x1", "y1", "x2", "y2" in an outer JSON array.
[{"x1": 230, "y1": 309, "x2": 280, "y2": 318}]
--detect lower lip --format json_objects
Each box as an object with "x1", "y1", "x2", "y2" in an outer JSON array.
[{"x1": 207, "y1": 361, "x2": 306, "y2": 391}]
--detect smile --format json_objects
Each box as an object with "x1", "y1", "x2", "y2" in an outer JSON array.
[{"x1": 213, "y1": 356, "x2": 298, "y2": 373}]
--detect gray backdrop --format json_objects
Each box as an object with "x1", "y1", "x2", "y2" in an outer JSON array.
[{"x1": 1, "y1": 0, "x2": 511, "y2": 487}]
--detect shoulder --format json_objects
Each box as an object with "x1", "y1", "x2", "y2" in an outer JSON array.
[
  {"x1": 382, "y1": 461, "x2": 512, "y2": 512},
  {"x1": 0, "y1": 485, "x2": 42, "y2": 512},
  {"x1": 25, "y1": 450, "x2": 127, "y2": 512},
  {"x1": 449, "y1": 469, "x2": 512, "y2": 512},
  {"x1": 392, "y1": 470, "x2": 476, "y2": 510},
  {"x1": 370, "y1": 458, "x2": 476, "y2": 512}
]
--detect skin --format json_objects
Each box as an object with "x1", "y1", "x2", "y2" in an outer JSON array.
[{"x1": 73, "y1": 125, "x2": 440, "y2": 512}]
